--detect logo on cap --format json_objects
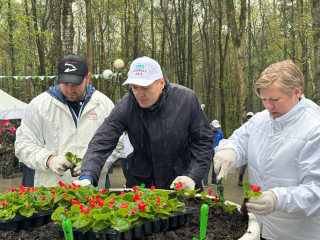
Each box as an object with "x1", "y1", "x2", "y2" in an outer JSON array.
[
  {"x1": 64, "y1": 61, "x2": 77, "y2": 73},
  {"x1": 135, "y1": 65, "x2": 144, "y2": 69}
]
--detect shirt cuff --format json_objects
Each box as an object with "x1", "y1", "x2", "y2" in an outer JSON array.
[{"x1": 79, "y1": 175, "x2": 94, "y2": 185}]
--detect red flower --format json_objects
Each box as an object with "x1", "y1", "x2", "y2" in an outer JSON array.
[
  {"x1": 1, "y1": 201, "x2": 7, "y2": 208},
  {"x1": 108, "y1": 204, "x2": 114, "y2": 208},
  {"x1": 52, "y1": 196, "x2": 55, "y2": 201},
  {"x1": 176, "y1": 182, "x2": 183, "y2": 191},
  {"x1": 133, "y1": 208, "x2": 137, "y2": 212},
  {"x1": 77, "y1": 200, "x2": 81, "y2": 205},
  {"x1": 207, "y1": 189, "x2": 212, "y2": 195},
  {"x1": 100, "y1": 189, "x2": 106, "y2": 194},
  {"x1": 85, "y1": 196, "x2": 89, "y2": 200},
  {"x1": 133, "y1": 194, "x2": 141, "y2": 202},
  {"x1": 27, "y1": 206, "x2": 30, "y2": 209},
  {"x1": 30, "y1": 187, "x2": 37, "y2": 192},
  {"x1": 51, "y1": 190, "x2": 56, "y2": 194},
  {"x1": 151, "y1": 186, "x2": 155, "y2": 191},
  {"x1": 131, "y1": 211, "x2": 135, "y2": 215},
  {"x1": 58, "y1": 181, "x2": 65, "y2": 187},
  {"x1": 250, "y1": 185, "x2": 261, "y2": 193},
  {"x1": 120, "y1": 202, "x2": 128, "y2": 208},
  {"x1": 89, "y1": 200, "x2": 97, "y2": 208},
  {"x1": 40, "y1": 195, "x2": 45, "y2": 201},
  {"x1": 132, "y1": 186, "x2": 139, "y2": 193},
  {"x1": 80, "y1": 204, "x2": 86, "y2": 210},
  {"x1": 63, "y1": 193, "x2": 67, "y2": 199},
  {"x1": 215, "y1": 195, "x2": 220, "y2": 203},
  {"x1": 138, "y1": 201, "x2": 148, "y2": 211},
  {"x1": 109, "y1": 198, "x2": 115, "y2": 203},
  {"x1": 120, "y1": 192, "x2": 126, "y2": 196},
  {"x1": 156, "y1": 197, "x2": 161, "y2": 205}
]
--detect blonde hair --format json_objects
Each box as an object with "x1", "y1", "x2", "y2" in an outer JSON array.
[{"x1": 255, "y1": 60, "x2": 304, "y2": 96}]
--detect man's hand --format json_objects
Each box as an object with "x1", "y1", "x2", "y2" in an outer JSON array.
[
  {"x1": 48, "y1": 156, "x2": 74, "y2": 175},
  {"x1": 214, "y1": 148, "x2": 237, "y2": 180},
  {"x1": 73, "y1": 162, "x2": 82, "y2": 176},
  {"x1": 246, "y1": 191, "x2": 277, "y2": 216},
  {"x1": 73, "y1": 179, "x2": 92, "y2": 187},
  {"x1": 170, "y1": 176, "x2": 196, "y2": 190}
]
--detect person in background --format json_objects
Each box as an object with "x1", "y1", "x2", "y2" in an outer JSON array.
[
  {"x1": 202, "y1": 120, "x2": 224, "y2": 187},
  {"x1": 15, "y1": 54, "x2": 122, "y2": 187},
  {"x1": 74, "y1": 56, "x2": 213, "y2": 190},
  {"x1": 119, "y1": 131, "x2": 134, "y2": 188},
  {"x1": 237, "y1": 111, "x2": 254, "y2": 186},
  {"x1": 1, "y1": 123, "x2": 16, "y2": 178},
  {"x1": 214, "y1": 60, "x2": 320, "y2": 240},
  {"x1": 0, "y1": 119, "x2": 15, "y2": 145}
]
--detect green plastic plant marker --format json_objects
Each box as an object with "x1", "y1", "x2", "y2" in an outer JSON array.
[
  {"x1": 192, "y1": 204, "x2": 209, "y2": 240},
  {"x1": 137, "y1": 183, "x2": 145, "y2": 189},
  {"x1": 62, "y1": 219, "x2": 74, "y2": 240}
]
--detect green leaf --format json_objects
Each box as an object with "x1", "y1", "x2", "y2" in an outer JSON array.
[
  {"x1": 84, "y1": 184, "x2": 96, "y2": 192},
  {"x1": 19, "y1": 206, "x2": 37, "y2": 217},
  {"x1": 73, "y1": 215, "x2": 90, "y2": 229},
  {"x1": 253, "y1": 192, "x2": 262, "y2": 198},
  {"x1": 57, "y1": 212, "x2": 69, "y2": 221},
  {"x1": 54, "y1": 194, "x2": 63, "y2": 203},
  {"x1": 243, "y1": 182, "x2": 251, "y2": 192},
  {"x1": 114, "y1": 217, "x2": 131, "y2": 232},
  {"x1": 25, "y1": 195, "x2": 35, "y2": 205},
  {"x1": 51, "y1": 207, "x2": 66, "y2": 221},
  {"x1": 71, "y1": 204, "x2": 81, "y2": 213},
  {"x1": 93, "y1": 213, "x2": 110, "y2": 221},
  {"x1": 92, "y1": 219, "x2": 108, "y2": 232},
  {"x1": 75, "y1": 191, "x2": 86, "y2": 202},
  {"x1": 0, "y1": 210, "x2": 8, "y2": 217}
]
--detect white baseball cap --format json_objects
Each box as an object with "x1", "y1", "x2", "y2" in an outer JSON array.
[
  {"x1": 123, "y1": 56, "x2": 163, "y2": 87},
  {"x1": 211, "y1": 120, "x2": 221, "y2": 128},
  {"x1": 247, "y1": 112, "x2": 254, "y2": 117}
]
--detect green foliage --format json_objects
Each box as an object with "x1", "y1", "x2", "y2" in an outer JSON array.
[{"x1": 65, "y1": 152, "x2": 82, "y2": 165}]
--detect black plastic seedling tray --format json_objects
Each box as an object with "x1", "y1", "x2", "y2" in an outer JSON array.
[
  {"x1": 52, "y1": 206, "x2": 199, "y2": 240},
  {"x1": 0, "y1": 210, "x2": 55, "y2": 232}
]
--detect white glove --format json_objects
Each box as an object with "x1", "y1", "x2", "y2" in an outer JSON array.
[
  {"x1": 170, "y1": 176, "x2": 196, "y2": 190},
  {"x1": 48, "y1": 156, "x2": 74, "y2": 175},
  {"x1": 214, "y1": 148, "x2": 237, "y2": 180},
  {"x1": 73, "y1": 179, "x2": 92, "y2": 187},
  {"x1": 73, "y1": 162, "x2": 82, "y2": 176},
  {"x1": 246, "y1": 190, "x2": 277, "y2": 216}
]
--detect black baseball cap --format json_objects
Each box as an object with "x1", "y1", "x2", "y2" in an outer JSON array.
[{"x1": 57, "y1": 54, "x2": 89, "y2": 85}]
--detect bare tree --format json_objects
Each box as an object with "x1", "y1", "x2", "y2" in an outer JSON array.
[
  {"x1": 62, "y1": 0, "x2": 74, "y2": 55},
  {"x1": 85, "y1": 0, "x2": 94, "y2": 84}
]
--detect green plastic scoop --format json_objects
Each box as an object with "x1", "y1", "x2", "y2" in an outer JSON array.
[
  {"x1": 62, "y1": 219, "x2": 74, "y2": 240},
  {"x1": 193, "y1": 204, "x2": 209, "y2": 240}
]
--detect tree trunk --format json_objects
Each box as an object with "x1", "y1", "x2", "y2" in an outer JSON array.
[
  {"x1": 187, "y1": 0, "x2": 193, "y2": 90},
  {"x1": 85, "y1": 0, "x2": 94, "y2": 84},
  {"x1": 62, "y1": 0, "x2": 74, "y2": 55},
  {"x1": 247, "y1": 0, "x2": 253, "y2": 111},
  {"x1": 226, "y1": 0, "x2": 247, "y2": 126},
  {"x1": 151, "y1": 0, "x2": 155, "y2": 59},
  {"x1": 8, "y1": 0, "x2": 16, "y2": 97},
  {"x1": 312, "y1": 0, "x2": 320, "y2": 104},
  {"x1": 51, "y1": 0, "x2": 62, "y2": 78}
]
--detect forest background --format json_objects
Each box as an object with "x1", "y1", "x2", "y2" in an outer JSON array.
[{"x1": 0, "y1": 0, "x2": 320, "y2": 137}]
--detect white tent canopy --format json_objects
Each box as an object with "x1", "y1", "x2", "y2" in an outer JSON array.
[{"x1": 0, "y1": 89, "x2": 28, "y2": 115}]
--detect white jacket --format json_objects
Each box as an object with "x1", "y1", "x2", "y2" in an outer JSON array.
[
  {"x1": 119, "y1": 133, "x2": 133, "y2": 158},
  {"x1": 15, "y1": 87, "x2": 122, "y2": 188},
  {"x1": 217, "y1": 96, "x2": 320, "y2": 240}
]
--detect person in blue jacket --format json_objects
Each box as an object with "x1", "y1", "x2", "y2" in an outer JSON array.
[{"x1": 202, "y1": 119, "x2": 224, "y2": 187}]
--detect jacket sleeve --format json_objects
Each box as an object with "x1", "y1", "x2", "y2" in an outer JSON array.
[
  {"x1": 80, "y1": 99, "x2": 127, "y2": 186},
  {"x1": 272, "y1": 128, "x2": 320, "y2": 217},
  {"x1": 184, "y1": 94, "x2": 213, "y2": 183},
  {"x1": 15, "y1": 100, "x2": 53, "y2": 171}
]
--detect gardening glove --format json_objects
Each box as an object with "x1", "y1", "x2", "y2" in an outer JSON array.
[
  {"x1": 48, "y1": 156, "x2": 74, "y2": 176},
  {"x1": 73, "y1": 178, "x2": 92, "y2": 187},
  {"x1": 170, "y1": 176, "x2": 196, "y2": 190},
  {"x1": 214, "y1": 148, "x2": 237, "y2": 180},
  {"x1": 73, "y1": 162, "x2": 82, "y2": 176},
  {"x1": 246, "y1": 190, "x2": 277, "y2": 216}
]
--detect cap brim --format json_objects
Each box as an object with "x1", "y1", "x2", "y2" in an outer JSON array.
[
  {"x1": 123, "y1": 78, "x2": 156, "y2": 87},
  {"x1": 212, "y1": 124, "x2": 221, "y2": 128},
  {"x1": 57, "y1": 74, "x2": 85, "y2": 85}
]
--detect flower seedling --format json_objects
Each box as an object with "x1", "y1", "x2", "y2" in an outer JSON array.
[
  {"x1": 65, "y1": 152, "x2": 82, "y2": 177},
  {"x1": 65, "y1": 152, "x2": 82, "y2": 165},
  {"x1": 241, "y1": 182, "x2": 262, "y2": 214}
]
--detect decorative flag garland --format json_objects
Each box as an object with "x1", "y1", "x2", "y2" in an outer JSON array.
[{"x1": 0, "y1": 74, "x2": 105, "y2": 81}]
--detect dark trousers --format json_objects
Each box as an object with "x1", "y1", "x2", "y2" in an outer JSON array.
[
  {"x1": 239, "y1": 164, "x2": 247, "y2": 176},
  {"x1": 20, "y1": 162, "x2": 35, "y2": 187},
  {"x1": 120, "y1": 158, "x2": 128, "y2": 180},
  {"x1": 105, "y1": 165, "x2": 113, "y2": 189},
  {"x1": 203, "y1": 158, "x2": 217, "y2": 185}
]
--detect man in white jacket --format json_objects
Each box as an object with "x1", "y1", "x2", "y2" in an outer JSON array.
[
  {"x1": 15, "y1": 54, "x2": 122, "y2": 188},
  {"x1": 214, "y1": 60, "x2": 320, "y2": 240}
]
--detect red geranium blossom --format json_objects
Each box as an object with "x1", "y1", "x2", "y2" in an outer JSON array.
[
  {"x1": 156, "y1": 197, "x2": 161, "y2": 205},
  {"x1": 138, "y1": 201, "x2": 148, "y2": 211},
  {"x1": 176, "y1": 182, "x2": 183, "y2": 191},
  {"x1": 215, "y1": 195, "x2": 220, "y2": 202},
  {"x1": 133, "y1": 194, "x2": 141, "y2": 202},
  {"x1": 108, "y1": 204, "x2": 113, "y2": 208},
  {"x1": 132, "y1": 186, "x2": 139, "y2": 193},
  {"x1": 207, "y1": 189, "x2": 212, "y2": 195},
  {"x1": 1, "y1": 201, "x2": 7, "y2": 208},
  {"x1": 63, "y1": 193, "x2": 67, "y2": 199},
  {"x1": 120, "y1": 192, "x2": 126, "y2": 196},
  {"x1": 120, "y1": 202, "x2": 128, "y2": 209},
  {"x1": 151, "y1": 186, "x2": 155, "y2": 191},
  {"x1": 40, "y1": 195, "x2": 45, "y2": 201},
  {"x1": 250, "y1": 185, "x2": 261, "y2": 192}
]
